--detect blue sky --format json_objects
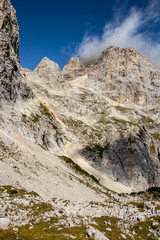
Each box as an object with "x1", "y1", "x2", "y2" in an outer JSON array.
[{"x1": 11, "y1": 0, "x2": 160, "y2": 70}]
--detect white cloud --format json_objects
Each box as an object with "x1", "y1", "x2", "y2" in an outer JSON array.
[{"x1": 75, "y1": 1, "x2": 160, "y2": 69}]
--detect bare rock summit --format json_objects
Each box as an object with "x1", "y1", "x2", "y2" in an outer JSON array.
[
  {"x1": 63, "y1": 46, "x2": 160, "y2": 105},
  {"x1": 0, "y1": 3, "x2": 160, "y2": 239},
  {"x1": 0, "y1": 0, "x2": 160, "y2": 199}
]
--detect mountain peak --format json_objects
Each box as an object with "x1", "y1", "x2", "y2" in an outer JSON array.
[
  {"x1": 0, "y1": 4, "x2": 160, "y2": 239},
  {"x1": 33, "y1": 57, "x2": 61, "y2": 80}
]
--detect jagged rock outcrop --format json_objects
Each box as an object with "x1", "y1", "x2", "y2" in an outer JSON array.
[
  {"x1": 0, "y1": 218, "x2": 11, "y2": 230},
  {"x1": 0, "y1": 0, "x2": 159, "y2": 194},
  {"x1": 33, "y1": 57, "x2": 66, "y2": 90},
  {"x1": 60, "y1": 47, "x2": 160, "y2": 191},
  {"x1": 22, "y1": 47, "x2": 160, "y2": 191},
  {"x1": 0, "y1": 3, "x2": 160, "y2": 239},
  {"x1": 62, "y1": 47, "x2": 160, "y2": 105},
  {"x1": 86, "y1": 226, "x2": 110, "y2": 240},
  {"x1": 0, "y1": 0, "x2": 33, "y2": 102}
]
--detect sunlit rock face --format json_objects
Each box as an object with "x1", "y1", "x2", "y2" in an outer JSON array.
[
  {"x1": 24, "y1": 45, "x2": 160, "y2": 192},
  {"x1": 0, "y1": 0, "x2": 160, "y2": 194},
  {"x1": 60, "y1": 46, "x2": 160, "y2": 191},
  {"x1": 62, "y1": 46, "x2": 160, "y2": 105},
  {"x1": 1, "y1": 3, "x2": 160, "y2": 237},
  {"x1": 0, "y1": 0, "x2": 33, "y2": 102}
]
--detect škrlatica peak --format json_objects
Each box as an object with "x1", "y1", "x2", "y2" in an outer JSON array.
[{"x1": 0, "y1": 0, "x2": 160, "y2": 239}]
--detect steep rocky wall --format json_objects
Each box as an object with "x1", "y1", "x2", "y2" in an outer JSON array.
[
  {"x1": 27, "y1": 53, "x2": 160, "y2": 191},
  {"x1": 54, "y1": 47, "x2": 160, "y2": 191},
  {"x1": 0, "y1": 0, "x2": 159, "y2": 193},
  {"x1": 0, "y1": 0, "x2": 33, "y2": 102},
  {"x1": 63, "y1": 47, "x2": 160, "y2": 106}
]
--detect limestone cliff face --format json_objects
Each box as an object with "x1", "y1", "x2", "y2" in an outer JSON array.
[
  {"x1": 0, "y1": 0, "x2": 33, "y2": 102},
  {"x1": 0, "y1": 0, "x2": 160, "y2": 193},
  {"x1": 0, "y1": 0, "x2": 19, "y2": 58},
  {"x1": 62, "y1": 48, "x2": 160, "y2": 190},
  {"x1": 22, "y1": 48, "x2": 160, "y2": 192},
  {"x1": 62, "y1": 47, "x2": 160, "y2": 105}
]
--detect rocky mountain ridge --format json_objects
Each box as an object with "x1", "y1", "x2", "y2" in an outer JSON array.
[
  {"x1": 62, "y1": 46, "x2": 160, "y2": 105},
  {"x1": 0, "y1": 0, "x2": 159, "y2": 192},
  {"x1": 23, "y1": 45, "x2": 160, "y2": 191},
  {"x1": 0, "y1": 1, "x2": 160, "y2": 239}
]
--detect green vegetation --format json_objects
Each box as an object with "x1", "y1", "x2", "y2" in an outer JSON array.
[
  {"x1": 39, "y1": 103, "x2": 52, "y2": 120},
  {"x1": 0, "y1": 186, "x2": 54, "y2": 221},
  {"x1": 9, "y1": 189, "x2": 18, "y2": 195},
  {"x1": 0, "y1": 186, "x2": 38, "y2": 198},
  {"x1": 147, "y1": 187, "x2": 160, "y2": 193},
  {"x1": 0, "y1": 141, "x2": 8, "y2": 153},
  {"x1": 130, "y1": 216, "x2": 160, "y2": 240},
  {"x1": 0, "y1": 186, "x2": 160, "y2": 240},
  {"x1": 0, "y1": 213, "x2": 159, "y2": 240},
  {"x1": 61, "y1": 116, "x2": 105, "y2": 145},
  {"x1": 39, "y1": 103, "x2": 58, "y2": 130},
  {"x1": 0, "y1": 186, "x2": 53, "y2": 215},
  {"x1": 150, "y1": 144, "x2": 157, "y2": 155},
  {"x1": 0, "y1": 215, "x2": 159, "y2": 240},
  {"x1": 0, "y1": 222, "x2": 89, "y2": 240},
  {"x1": 114, "y1": 105, "x2": 131, "y2": 113},
  {"x1": 62, "y1": 117, "x2": 85, "y2": 133},
  {"x1": 128, "y1": 202, "x2": 145, "y2": 211},
  {"x1": 30, "y1": 113, "x2": 41, "y2": 123},
  {"x1": 21, "y1": 103, "x2": 59, "y2": 131},
  {"x1": 147, "y1": 187, "x2": 160, "y2": 199},
  {"x1": 60, "y1": 156, "x2": 99, "y2": 184},
  {"x1": 137, "y1": 127, "x2": 146, "y2": 140},
  {"x1": 151, "y1": 133, "x2": 160, "y2": 142},
  {"x1": 130, "y1": 187, "x2": 160, "y2": 201},
  {"x1": 92, "y1": 216, "x2": 132, "y2": 240},
  {"x1": 130, "y1": 191, "x2": 144, "y2": 196},
  {"x1": 155, "y1": 205, "x2": 160, "y2": 211}
]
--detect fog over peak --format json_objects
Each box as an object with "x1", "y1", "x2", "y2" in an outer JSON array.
[{"x1": 75, "y1": 1, "x2": 160, "y2": 69}]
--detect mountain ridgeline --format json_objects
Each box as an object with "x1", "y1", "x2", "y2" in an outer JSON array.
[
  {"x1": 0, "y1": 1, "x2": 160, "y2": 239},
  {"x1": 0, "y1": 0, "x2": 160, "y2": 194},
  {"x1": 24, "y1": 47, "x2": 160, "y2": 192}
]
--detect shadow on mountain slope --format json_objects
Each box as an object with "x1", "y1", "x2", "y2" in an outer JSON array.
[{"x1": 79, "y1": 135, "x2": 160, "y2": 191}]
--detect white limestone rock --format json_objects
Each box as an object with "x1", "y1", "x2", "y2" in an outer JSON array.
[
  {"x1": 86, "y1": 226, "x2": 110, "y2": 240},
  {"x1": 0, "y1": 218, "x2": 11, "y2": 230}
]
